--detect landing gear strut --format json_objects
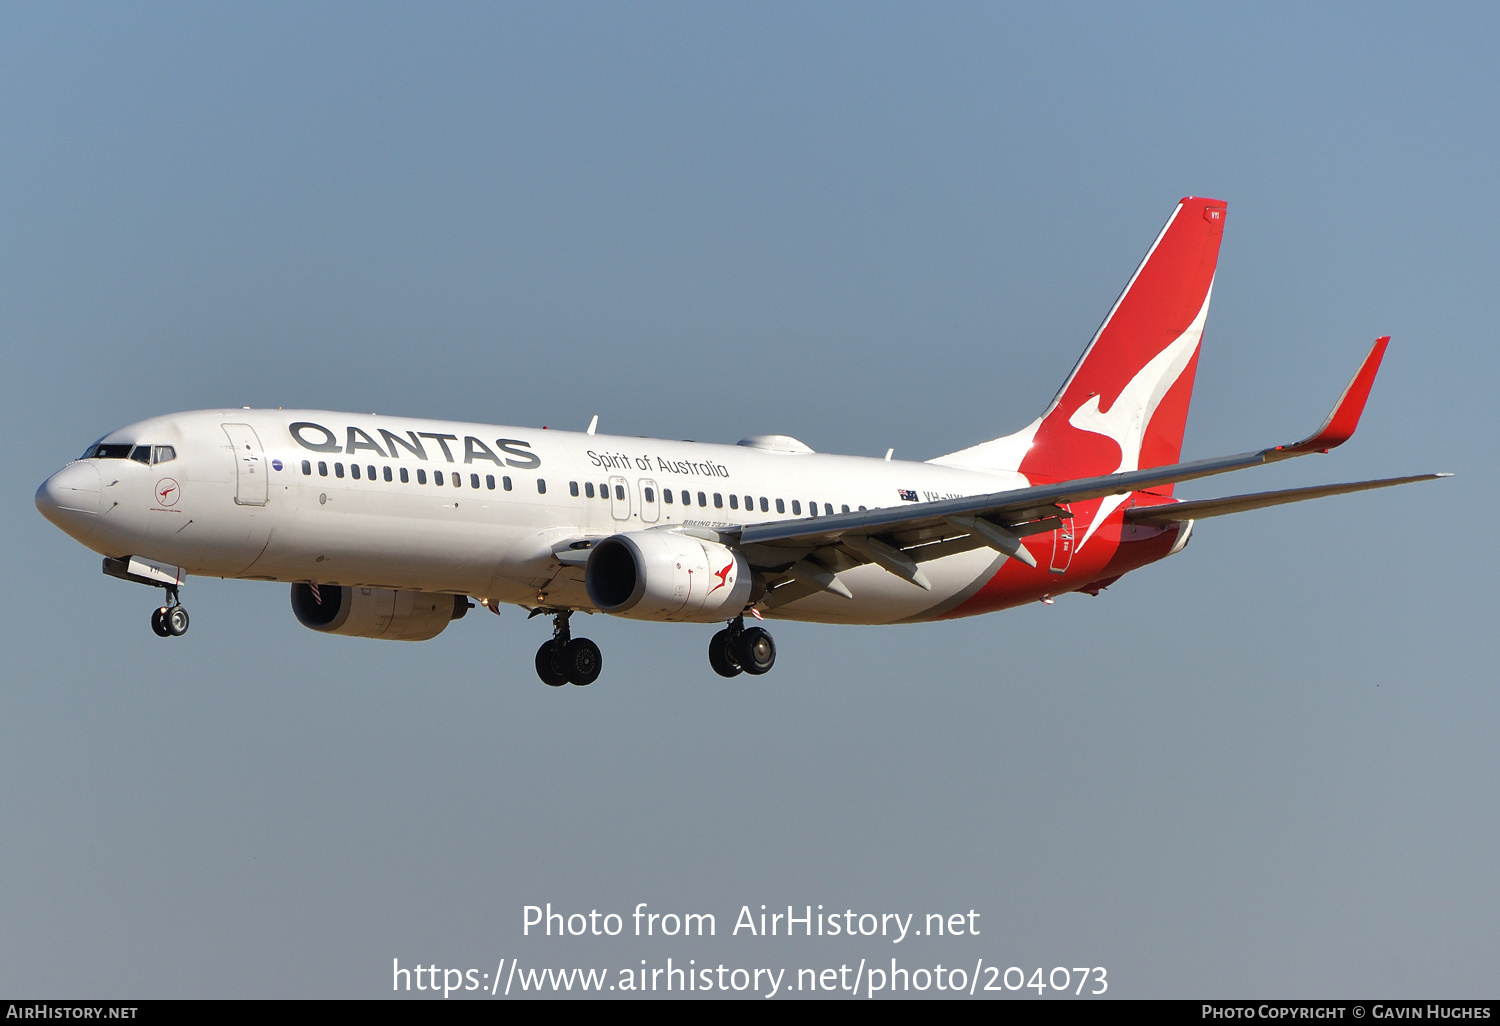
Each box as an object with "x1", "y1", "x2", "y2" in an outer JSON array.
[
  {"x1": 534, "y1": 609, "x2": 602, "y2": 687},
  {"x1": 150, "y1": 585, "x2": 189, "y2": 639},
  {"x1": 710, "y1": 615, "x2": 775, "y2": 678}
]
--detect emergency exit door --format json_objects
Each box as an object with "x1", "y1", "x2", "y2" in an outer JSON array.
[
  {"x1": 608, "y1": 475, "x2": 631, "y2": 521},
  {"x1": 638, "y1": 479, "x2": 660, "y2": 523}
]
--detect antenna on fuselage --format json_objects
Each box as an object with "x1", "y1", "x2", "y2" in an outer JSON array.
[
  {"x1": 885, "y1": 448, "x2": 894, "y2": 461},
  {"x1": 587, "y1": 415, "x2": 599, "y2": 436}
]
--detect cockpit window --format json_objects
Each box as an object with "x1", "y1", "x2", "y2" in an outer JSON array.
[{"x1": 80, "y1": 441, "x2": 177, "y2": 463}]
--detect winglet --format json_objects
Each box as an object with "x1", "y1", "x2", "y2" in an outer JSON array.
[{"x1": 1272, "y1": 336, "x2": 1389, "y2": 458}]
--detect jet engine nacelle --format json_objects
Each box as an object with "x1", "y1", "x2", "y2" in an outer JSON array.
[
  {"x1": 585, "y1": 531, "x2": 753, "y2": 622},
  {"x1": 290, "y1": 583, "x2": 468, "y2": 641}
]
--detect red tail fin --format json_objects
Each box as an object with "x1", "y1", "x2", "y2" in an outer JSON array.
[{"x1": 1020, "y1": 197, "x2": 1226, "y2": 488}]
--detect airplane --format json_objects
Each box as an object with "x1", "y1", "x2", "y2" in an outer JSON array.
[{"x1": 35, "y1": 196, "x2": 1446, "y2": 686}]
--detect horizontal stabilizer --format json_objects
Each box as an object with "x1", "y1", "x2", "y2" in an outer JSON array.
[{"x1": 1125, "y1": 473, "x2": 1450, "y2": 526}]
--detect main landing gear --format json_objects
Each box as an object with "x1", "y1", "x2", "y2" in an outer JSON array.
[
  {"x1": 709, "y1": 616, "x2": 776, "y2": 678},
  {"x1": 149, "y1": 586, "x2": 190, "y2": 639},
  {"x1": 534, "y1": 609, "x2": 602, "y2": 687}
]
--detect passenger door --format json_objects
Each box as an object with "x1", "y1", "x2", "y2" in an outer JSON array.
[{"x1": 221, "y1": 423, "x2": 268, "y2": 506}]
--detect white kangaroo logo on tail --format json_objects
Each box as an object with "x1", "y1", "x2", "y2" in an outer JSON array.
[{"x1": 1068, "y1": 283, "x2": 1214, "y2": 551}]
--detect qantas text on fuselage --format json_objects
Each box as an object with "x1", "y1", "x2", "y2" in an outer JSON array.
[{"x1": 35, "y1": 197, "x2": 1446, "y2": 685}]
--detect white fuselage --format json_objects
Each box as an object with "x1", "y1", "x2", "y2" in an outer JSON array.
[{"x1": 39, "y1": 409, "x2": 1030, "y2": 625}]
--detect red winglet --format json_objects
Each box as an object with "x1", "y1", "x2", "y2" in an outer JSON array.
[{"x1": 1273, "y1": 337, "x2": 1389, "y2": 457}]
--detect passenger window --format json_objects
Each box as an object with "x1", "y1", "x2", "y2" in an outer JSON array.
[
  {"x1": 859, "y1": 505, "x2": 866, "y2": 511},
  {"x1": 826, "y1": 503, "x2": 834, "y2": 515},
  {"x1": 714, "y1": 493, "x2": 723, "y2": 508},
  {"x1": 318, "y1": 461, "x2": 328, "y2": 477},
  {"x1": 538, "y1": 479, "x2": 547, "y2": 494},
  {"x1": 644, "y1": 486, "x2": 655, "y2": 502},
  {"x1": 368, "y1": 465, "x2": 376, "y2": 480},
  {"x1": 663, "y1": 489, "x2": 674, "y2": 504},
  {"x1": 744, "y1": 495, "x2": 753, "y2": 510},
  {"x1": 841, "y1": 504, "x2": 849, "y2": 514},
  {"x1": 335, "y1": 463, "x2": 345, "y2": 478},
  {"x1": 697, "y1": 491, "x2": 706, "y2": 507},
  {"x1": 153, "y1": 446, "x2": 176, "y2": 464},
  {"x1": 729, "y1": 494, "x2": 738, "y2": 509},
  {"x1": 400, "y1": 468, "x2": 410, "y2": 483},
  {"x1": 503, "y1": 476, "x2": 513, "y2": 491},
  {"x1": 452, "y1": 472, "x2": 461, "y2": 487},
  {"x1": 417, "y1": 468, "x2": 427, "y2": 484},
  {"x1": 384, "y1": 467, "x2": 392, "y2": 482},
  {"x1": 585, "y1": 482, "x2": 595, "y2": 498},
  {"x1": 570, "y1": 481, "x2": 579, "y2": 497},
  {"x1": 616, "y1": 485, "x2": 626, "y2": 501},
  {"x1": 351, "y1": 464, "x2": 361, "y2": 480},
  {"x1": 808, "y1": 502, "x2": 818, "y2": 517},
  {"x1": 600, "y1": 482, "x2": 608, "y2": 498},
  {"x1": 471, "y1": 473, "x2": 480, "y2": 488},
  {"x1": 130, "y1": 445, "x2": 151, "y2": 464},
  {"x1": 791, "y1": 500, "x2": 800, "y2": 515},
  {"x1": 776, "y1": 498, "x2": 785, "y2": 513},
  {"x1": 486, "y1": 475, "x2": 495, "y2": 490},
  {"x1": 760, "y1": 497, "x2": 769, "y2": 512},
  {"x1": 434, "y1": 470, "x2": 442, "y2": 486},
  {"x1": 301, "y1": 460, "x2": 312, "y2": 476}
]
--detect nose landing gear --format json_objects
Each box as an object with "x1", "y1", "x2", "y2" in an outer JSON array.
[
  {"x1": 710, "y1": 616, "x2": 775, "y2": 678},
  {"x1": 150, "y1": 587, "x2": 190, "y2": 638},
  {"x1": 102, "y1": 557, "x2": 191, "y2": 639},
  {"x1": 533, "y1": 609, "x2": 602, "y2": 687}
]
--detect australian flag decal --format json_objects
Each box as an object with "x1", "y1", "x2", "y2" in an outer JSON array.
[{"x1": 898, "y1": 489, "x2": 918, "y2": 502}]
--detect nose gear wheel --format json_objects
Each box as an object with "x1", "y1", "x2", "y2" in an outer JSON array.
[{"x1": 149, "y1": 585, "x2": 189, "y2": 638}]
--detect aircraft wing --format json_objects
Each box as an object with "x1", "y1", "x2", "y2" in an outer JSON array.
[{"x1": 713, "y1": 338, "x2": 1443, "y2": 593}]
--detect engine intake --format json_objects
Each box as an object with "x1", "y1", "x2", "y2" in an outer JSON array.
[
  {"x1": 585, "y1": 532, "x2": 752, "y2": 622},
  {"x1": 290, "y1": 584, "x2": 467, "y2": 641}
]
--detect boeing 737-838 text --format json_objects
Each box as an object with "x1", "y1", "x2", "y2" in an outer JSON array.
[{"x1": 36, "y1": 197, "x2": 1445, "y2": 685}]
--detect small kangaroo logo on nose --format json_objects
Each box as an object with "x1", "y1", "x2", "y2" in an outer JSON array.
[{"x1": 155, "y1": 478, "x2": 181, "y2": 507}]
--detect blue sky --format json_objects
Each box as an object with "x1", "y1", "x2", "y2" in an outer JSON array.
[{"x1": 2, "y1": 3, "x2": 1496, "y2": 997}]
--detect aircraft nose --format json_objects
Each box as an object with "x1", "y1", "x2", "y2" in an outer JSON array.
[{"x1": 36, "y1": 462, "x2": 103, "y2": 527}]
